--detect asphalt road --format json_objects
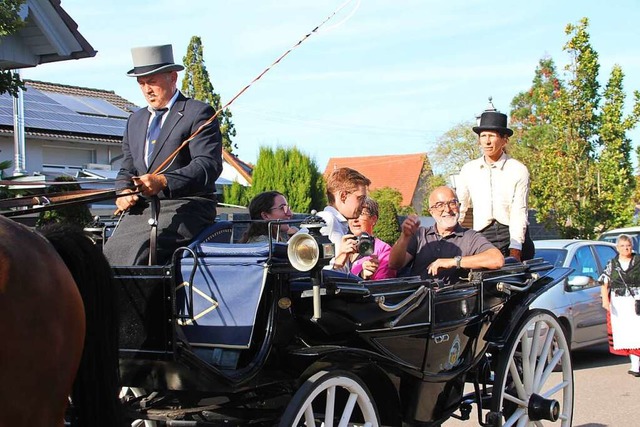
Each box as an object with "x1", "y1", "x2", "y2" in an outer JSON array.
[{"x1": 443, "y1": 344, "x2": 639, "y2": 426}]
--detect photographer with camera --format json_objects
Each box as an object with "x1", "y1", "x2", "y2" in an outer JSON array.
[
  {"x1": 341, "y1": 198, "x2": 397, "y2": 280},
  {"x1": 600, "y1": 234, "x2": 640, "y2": 377}
]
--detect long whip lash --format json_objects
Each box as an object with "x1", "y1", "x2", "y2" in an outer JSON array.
[{"x1": 153, "y1": 0, "x2": 357, "y2": 175}]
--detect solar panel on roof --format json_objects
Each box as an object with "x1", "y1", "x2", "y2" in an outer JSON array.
[
  {"x1": 45, "y1": 92, "x2": 101, "y2": 116},
  {"x1": 76, "y1": 96, "x2": 129, "y2": 118},
  {"x1": 1, "y1": 86, "x2": 129, "y2": 137}
]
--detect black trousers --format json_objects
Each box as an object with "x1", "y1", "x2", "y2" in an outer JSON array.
[{"x1": 480, "y1": 220, "x2": 535, "y2": 261}]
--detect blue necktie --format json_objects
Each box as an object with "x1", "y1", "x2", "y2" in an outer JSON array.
[{"x1": 146, "y1": 108, "x2": 168, "y2": 166}]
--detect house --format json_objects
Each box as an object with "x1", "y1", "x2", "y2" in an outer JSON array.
[
  {"x1": 0, "y1": 79, "x2": 252, "y2": 195},
  {"x1": 0, "y1": 79, "x2": 135, "y2": 178},
  {"x1": 324, "y1": 153, "x2": 429, "y2": 212}
]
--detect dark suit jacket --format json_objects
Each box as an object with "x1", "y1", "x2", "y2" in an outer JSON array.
[{"x1": 116, "y1": 92, "x2": 223, "y2": 199}]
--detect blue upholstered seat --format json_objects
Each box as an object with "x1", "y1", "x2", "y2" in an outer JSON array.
[{"x1": 188, "y1": 221, "x2": 233, "y2": 247}]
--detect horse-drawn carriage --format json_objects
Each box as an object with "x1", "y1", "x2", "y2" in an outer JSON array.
[
  {"x1": 112, "y1": 215, "x2": 575, "y2": 427},
  {"x1": 0, "y1": 193, "x2": 574, "y2": 426}
]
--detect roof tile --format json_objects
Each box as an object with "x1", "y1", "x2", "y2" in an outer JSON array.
[{"x1": 324, "y1": 153, "x2": 426, "y2": 206}]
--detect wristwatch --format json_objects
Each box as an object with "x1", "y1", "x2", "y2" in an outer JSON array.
[{"x1": 454, "y1": 255, "x2": 462, "y2": 269}]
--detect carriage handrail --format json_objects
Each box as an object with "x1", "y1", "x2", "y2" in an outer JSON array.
[
  {"x1": 385, "y1": 286, "x2": 429, "y2": 328},
  {"x1": 375, "y1": 284, "x2": 428, "y2": 312}
]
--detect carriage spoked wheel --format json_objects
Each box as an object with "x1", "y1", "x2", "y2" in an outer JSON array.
[
  {"x1": 489, "y1": 310, "x2": 574, "y2": 427},
  {"x1": 279, "y1": 370, "x2": 380, "y2": 427},
  {"x1": 119, "y1": 387, "x2": 158, "y2": 427}
]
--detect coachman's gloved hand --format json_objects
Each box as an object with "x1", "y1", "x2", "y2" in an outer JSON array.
[{"x1": 509, "y1": 248, "x2": 522, "y2": 261}]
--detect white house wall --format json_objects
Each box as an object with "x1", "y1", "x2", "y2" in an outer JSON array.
[
  {"x1": 220, "y1": 161, "x2": 250, "y2": 186},
  {"x1": 0, "y1": 134, "x2": 121, "y2": 175}
]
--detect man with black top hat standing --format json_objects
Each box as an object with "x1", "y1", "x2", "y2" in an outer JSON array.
[
  {"x1": 104, "y1": 44, "x2": 222, "y2": 266},
  {"x1": 456, "y1": 101, "x2": 534, "y2": 261}
]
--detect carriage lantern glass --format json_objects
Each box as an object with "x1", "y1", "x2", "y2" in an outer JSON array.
[{"x1": 287, "y1": 212, "x2": 334, "y2": 272}]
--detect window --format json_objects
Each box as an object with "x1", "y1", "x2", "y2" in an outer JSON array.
[
  {"x1": 569, "y1": 246, "x2": 598, "y2": 281},
  {"x1": 594, "y1": 245, "x2": 617, "y2": 272}
]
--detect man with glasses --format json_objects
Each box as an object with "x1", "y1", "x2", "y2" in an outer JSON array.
[
  {"x1": 456, "y1": 104, "x2": 533, "y2": 261},
  {"x1": 389, "y1": 186, "x2": 504, "y2": 283}
]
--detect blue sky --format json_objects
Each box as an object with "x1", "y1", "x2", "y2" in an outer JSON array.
[{"x1": 23, "y1": 0, "x2": 640, "y2": 171}]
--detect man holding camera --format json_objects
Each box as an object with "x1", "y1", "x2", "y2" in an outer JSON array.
[{"x1": 389, "y1": 186, "x2": 504, "y2": 284}]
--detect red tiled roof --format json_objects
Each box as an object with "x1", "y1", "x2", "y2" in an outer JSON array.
[{"x1": 324, "y1": 153, "x2": 427, "y2": 206}]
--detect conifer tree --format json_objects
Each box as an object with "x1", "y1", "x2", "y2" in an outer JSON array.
[
  {"x1": 373, "y1": 199, "x2": 400, "y2": 245},
  {"x1": 181, "y1": 36, "x2": 236, "y2": 152},
  {"x1": 249, "y1": 146, "x2": 325, "y2": 213},
  {"x1": 222, "y1": 181, "x2": 249, "y2": 206}
]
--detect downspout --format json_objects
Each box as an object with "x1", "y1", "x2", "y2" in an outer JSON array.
[{"x1": 12, "y1": 70, "x2": 26, "y2": 176}]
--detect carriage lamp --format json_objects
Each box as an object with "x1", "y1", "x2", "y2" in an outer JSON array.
[
  {"x1": 287, "y1": 212, "x2": 334, "y2": 320},
  {"x1": 287, "y1": 213, "x2": 334, "y2": 272}
]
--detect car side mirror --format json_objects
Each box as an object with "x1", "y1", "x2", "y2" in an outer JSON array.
[{"x1": 567, "y1": 275, "x2": 593, "y2": 289}]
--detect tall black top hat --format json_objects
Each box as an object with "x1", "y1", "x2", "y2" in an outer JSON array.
[
  {"x1": 472, "y1": 99, "x2": 513, "y2": 137},
  {"x1": 126, "y1": 44, "x2": 184, "y2": 77}
]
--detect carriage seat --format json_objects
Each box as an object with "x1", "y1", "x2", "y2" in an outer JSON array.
[
  {"x1": 188, "y1": 221, "x2": 233, "y2": 247},
  {"x1": 176, "y1": 239, "x2": 271, "y2": 356}
]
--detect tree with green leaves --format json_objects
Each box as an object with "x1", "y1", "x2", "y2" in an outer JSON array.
[
  {"x1": 222, "y1": 180, "x2": 249, "y2": 206},
  {"x1": 373, "y1": 198, "x2": 400, "y2": 245},
  {"x1": 425, "y1": 122, "x2": 478, "y2": 213},
  {"x1": 510, "y1": 18, "x2": 640, "y2": 238},
  {"x1": 181, "y1": 36, "x2": 236, "y2": 152},
  {"x1": 247, "y1": 146, "x2": 325, "y2": 213},
  {"x1": 369, "y1": 187, "x2": 403, "y2": 209},
  {"x1": 595, "y1": 65, "x2": 640, "y2": 230},
  {"x1": 369, "y1": 186, "x2": 416, "y2": 216},
  {"x1": 0, "y1": 160, "x2": 12, "y2": 199},
  {"x1": 0, "y1": 0, "x2": 26, "y2": 97},
  {"x1": 428, "y1": 121, "x2": 479, "y2": 178}
]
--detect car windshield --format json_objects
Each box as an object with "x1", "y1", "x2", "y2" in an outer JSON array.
[{"x1": 535, "y1": 248, "x2": 567, "y2": 268}]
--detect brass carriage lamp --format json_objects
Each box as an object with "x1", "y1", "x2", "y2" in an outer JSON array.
[
  {"x1": 287, "y1": 212, "x2": 334, "y2": 320},
  {"x1": 287, "y1": 212, "x2": 334, "y2": 271}
]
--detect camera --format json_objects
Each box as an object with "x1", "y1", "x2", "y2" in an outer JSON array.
[{"x1": 351, "y1": 232, "x2": 374, "y2": 257}]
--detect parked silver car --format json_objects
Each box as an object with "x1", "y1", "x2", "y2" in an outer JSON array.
[{"x1": 530, "y1": 239, "x2": 617, "y2": 351}]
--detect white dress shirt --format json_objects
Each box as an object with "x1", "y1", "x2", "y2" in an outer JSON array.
[
  {"x1": 317, "y1": 205, "x2": 350, "y2": 271},
  {"x1": 457, "y1": 152, "x2": 530, "y2": 250}
]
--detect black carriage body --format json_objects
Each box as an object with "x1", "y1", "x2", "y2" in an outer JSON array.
[{"x1": 115, "y1": 239, "x2": 571, "y2": 426}]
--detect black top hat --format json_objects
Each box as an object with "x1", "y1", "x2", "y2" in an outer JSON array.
[
  {"x1": 126, "y1": 44, "x2": 184, "y2": 77},
  {"x1": 472, "y1": 111, "x2": 513, "y2": 137}
]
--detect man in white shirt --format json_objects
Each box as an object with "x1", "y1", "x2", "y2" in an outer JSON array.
[
  {"x1": 457, "y1": 107, "x2": 534, "y2": 261},
  {"x1": 317, "y1": 167, "x2": 371, "y2": 271}
]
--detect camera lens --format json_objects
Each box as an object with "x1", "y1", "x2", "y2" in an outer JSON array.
[{"x1": 356, "y1": 233, "x2": 374, "y2": 256}]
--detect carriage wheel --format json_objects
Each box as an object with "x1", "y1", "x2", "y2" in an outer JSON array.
[
  {"x1": 489, "y1": 310, "x2": 573, "y2": 427},
  {"x1": 119, "y1": 387, "x2": 158, "y2": 427},
  {"x1": 279, "y1": 370, "x2": 380, "y2": 427}
]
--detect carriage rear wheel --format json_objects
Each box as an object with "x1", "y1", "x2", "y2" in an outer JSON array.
[
  {"x1": 489, "y1": 310, "x2": 573, "y2": 427},
  {"x1": 279, "y1": 370, "x2": 380, "y2": 427}
]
